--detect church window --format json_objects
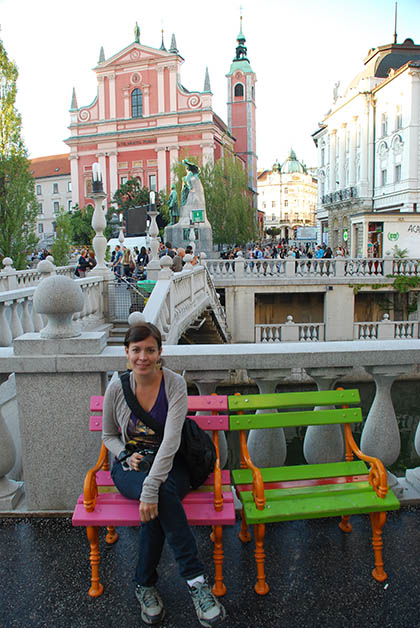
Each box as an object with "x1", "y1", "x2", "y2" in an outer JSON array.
[
  {"x1": 86, "y1": 179, "x2": 93, "y2": 195},
  {"x1": 234, "y1": 83, "x2": 244, "y2": 97},
  {"x1": 149, "y1": 174, "x2": 156, "y2": 191},
  {"x1": 120, "y1": 176, "x2": 128, "y2": 185},
  {"x1": 131, "y1": 88, "x2": 143, "y2": 118}
]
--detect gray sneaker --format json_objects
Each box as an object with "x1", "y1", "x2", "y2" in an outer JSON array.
[
  {"x1": 188, "y1": 579, "x2": 226, "y2": 627},
  {"x1": 135, "y1": 585, "x2": 165, "y2": 625}
]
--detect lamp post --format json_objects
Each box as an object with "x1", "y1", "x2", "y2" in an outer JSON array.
[
  {"x1": 90, "y1": 162, "x2": 108, "y2": 272},
  {"x1": 146, "y1": 190, "x2": 161, "y2": 280}
]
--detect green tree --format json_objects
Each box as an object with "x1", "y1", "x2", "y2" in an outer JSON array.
[
  {"x1": 50, "y1": 207, "x2": 73, "y2": 266},
  {"x1": 69, "y1": 204, "x2": 95, "y2": 246},
  {"x1": 172, "y1": 153, "x2": 256, "y2": 246},
  {"x1": 0, "y1": 39, "x2": 38, "y2": 268},
  {"x1": 111, "y1": 178, "x2": 169, "y2": 238}
]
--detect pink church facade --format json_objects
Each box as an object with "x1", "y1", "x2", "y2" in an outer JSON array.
[{"x1": 65, "y1": 33, "x2": 236, "y2": 208}]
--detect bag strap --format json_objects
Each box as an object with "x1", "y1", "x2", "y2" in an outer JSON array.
[{"x1": 120, "y1": 371, "x2": 164, "y2": 436}]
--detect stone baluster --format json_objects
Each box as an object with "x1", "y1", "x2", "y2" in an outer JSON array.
[
  {"x1": 234, "y1": 251, "x2": 244, "y2": 278},
  {"x1": 281, "y1": 315, "x2": 299, "y2": 342},
  {"x1": 0, "y1": 374, "x2": 24, "y2": 509},
  {"x1": 2, "y1": 257, "x2": 18, "y2": 291},
  {"x1": 184, "y1": 373, "x2": 229, "y2": 469},
  {"x1": 91, "y1": 190, "x2": 109, "y2": 272},
  {"x1": 21, "y1": 297, "x2": 35, "y2": 333},
  {"x1": 246, "y1": 371, "x2": 290, "y2": 468},
  {"x1": 303, "y1": 368, "x2": 352, "y2": 463},
  {"x1": 146, "y1": 199, "x2": 161, "y2": 281},
  {"x1": 183, "y1": 253, "x2": 194, "y2": 271},
  {"x1": 405, "y1": 417, "x2": 420, "y2": 496},
  {"x1": 360, "y1": 366, "x2": 406, "y2": 466},
  {"x1": 0, "y1": 302, "x2": 12, "y2": 347},
  {"x1": 10, "y1": 300, "x2": 24, "y2": 340}
]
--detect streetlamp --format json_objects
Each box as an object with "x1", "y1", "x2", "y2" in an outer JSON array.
[{"x1": 146, "y1": 190, "x2": 161, "y2": 280}]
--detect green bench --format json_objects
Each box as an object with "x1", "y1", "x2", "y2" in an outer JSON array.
[{"x1": 229, "y1": 388, "x2": 401, "y2": 595}]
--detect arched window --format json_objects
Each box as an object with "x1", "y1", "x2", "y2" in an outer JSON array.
[
  {"x1": 234, "y1": 83, "x2": 244, "y2": 97},
  {"x1": 131, "y1": 89, "x2": 143, "y2": 118}
]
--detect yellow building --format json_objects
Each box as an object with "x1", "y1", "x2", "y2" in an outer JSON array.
[{"x1": 257, "y1": 149, "x2": 317, "y2": 240}]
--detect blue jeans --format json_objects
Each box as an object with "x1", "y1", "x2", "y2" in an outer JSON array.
[{"x1": 111, "y1": 456, "x2": 204, "y2": 586}]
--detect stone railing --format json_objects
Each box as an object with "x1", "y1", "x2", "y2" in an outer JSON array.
[
  {"x1": 205, "y1": 254, "x2": 420, "y2": 282},
  {"x1": 144, "y1": 256, "x2": 229, "y2": 344},
  {"x1": 256, "y1": 316, "x2": 325, "y2": 342},
  {"x1": 354, "y1": 314, "x2": 420, "y2": 340},
  {"x1": 0, "y1": 272, "x2": 106, "y2": 347},
  {"x1": 1, "y1": 338, "x2": 420, "y2": 511},
  {"x1": 0, "y1": 257, "x2": 76, "y2": 291}
]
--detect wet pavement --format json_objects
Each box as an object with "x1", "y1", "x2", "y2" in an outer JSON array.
[{"x1": 1, "y1": 507, "x2": 419, "y2": 628}]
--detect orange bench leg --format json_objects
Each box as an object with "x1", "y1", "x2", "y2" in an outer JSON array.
[
  {"x1": 211, "y1": 525, "x2": 227, "y2": 597},
  {"x1": 238, "y1": 507, "x2": 251, "y2": 543},
  {"x1": 105, "y1": 526, "x2": 119, "y2": 544},
  {"x1": 369, "y1": 511, "x2": 387, "y2": 582},
  {"x1": 338, "y1": 514, "x2": 352, "y2": 533},
  {"x1": 253, "y1": 523, "x2": 269, "y2": 595},
  {"x1": 86, "y1": 526, "x2": 104, "y2": 597}
]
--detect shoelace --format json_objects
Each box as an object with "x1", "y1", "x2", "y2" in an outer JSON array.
[
  {"x1": 192, "y1": 584, "x2": 215, "y2": 612},
  {"x1": 140, "y1": 588, "x2": 160, "y2": 608}
]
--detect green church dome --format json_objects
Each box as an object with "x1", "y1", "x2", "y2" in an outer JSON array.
[{"x1": 281, "y1": 149, "x2": 307, "y2": 174}]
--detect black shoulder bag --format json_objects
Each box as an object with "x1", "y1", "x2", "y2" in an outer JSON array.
[{"x1": 120, "y1": 372, "x2": 216, "y2": 489}]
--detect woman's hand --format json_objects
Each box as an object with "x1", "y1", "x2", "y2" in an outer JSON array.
[
  {"x1": 139, "y1": 501, "x2": 158, "y2": 522},
  {"x1": 129, "y1": 452, "x2": 144, "y2": 471}
]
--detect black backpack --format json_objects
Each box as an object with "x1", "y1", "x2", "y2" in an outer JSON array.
[{"x1": 120, "y1": 372, "x2": 216, "y2": 489}]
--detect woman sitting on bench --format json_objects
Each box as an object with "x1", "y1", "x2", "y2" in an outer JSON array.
[{"x1": 102, "y1": 322, "x2": 225, "y2": 627}]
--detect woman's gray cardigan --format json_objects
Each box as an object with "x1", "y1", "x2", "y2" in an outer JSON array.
[{"x1": 102, "y1": 367, "x2": 188, "y2": 503}]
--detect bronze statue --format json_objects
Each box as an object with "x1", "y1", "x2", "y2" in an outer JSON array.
[
  {"x1": 168, "y1": 184, "x2": 179, "y2": 224},
  {"x1": 134, "y1": 22, "x2": 140, "y2": 44},
  {"x1": 181, "y1": 159, "x2": 201, "y2": 207}
]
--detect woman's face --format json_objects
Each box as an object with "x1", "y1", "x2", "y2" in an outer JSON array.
[{"x1": 125, "y1": 335, "x2": 162, "y2": 376}]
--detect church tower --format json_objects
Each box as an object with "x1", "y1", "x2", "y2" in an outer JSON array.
[{"x1": 226, "y1": 19, "x2": 257, "y2": 206}]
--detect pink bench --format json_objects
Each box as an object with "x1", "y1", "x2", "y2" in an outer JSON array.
[{"x1": 72, "y1": 394, "x2": 236, "y2": 598}]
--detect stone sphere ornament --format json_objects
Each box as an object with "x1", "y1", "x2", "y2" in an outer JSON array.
[{"x1": 33, "y1": 275, "x2": 84, "y2": 339}]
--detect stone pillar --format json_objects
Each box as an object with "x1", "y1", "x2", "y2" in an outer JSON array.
[
  {"x1": 107, "y1": 73, "x2": 116, "y2": 119},
  {"x1": 157, "y1": 66, "x2": 165, "y2": 113},
  {"x1": 98, "y1": 75, "x2": 105, "y2": 120},
  {"x1": 169, "y1": 146, "x2": 179, "y2": 184},
  {"x1": 108, "y1": 151, "x2": 118, "y2": 200},
  {"x1": 169, "y1": 64, "x2": 177, "y2": 111},
  {"x1": 303, "y1": 369, "x2": 351, "y2": 464},
  {"x1": 360, "y1": 366, "x2": 406, "y2": 466},
  {"x1": 1, "y1": 257, "x2": 17, "y2": 290},
  {"x1": 408, "y1": 68, "x2": 420, "y2": 189},
  {"x1": 91, "y1": 191, "x2": 114, "y2": 277},
  {"x1": 324, "y1": 285, "x2": 354, "y2": 341},
  {"x1": 360, "y1": 98, "x2": 370, "y2": 197},
  {"x1": 156, "y1": 147, "x2": 167, "y2": 192},
  {"x1": 13, "y1": 276, "x2": 108, "y2": 510},
  {"x1": 0, "y1": 374, "x2": 23, "y2": 509},
  {"x1": 70, "y1": 154, "x2": 79, "y2": 207},
  {"x1": 246, "y1": 372, "x2": 290, "y2": 468},
  {"x1": 146, "y1": 203, "x2": 161, "y2": 280},
  {"x1": 225, "y1": 286, "x2": 254, "y2": 343},
  {"x1": 338, "y1": 124, "x2": 346, "y2": 188}
]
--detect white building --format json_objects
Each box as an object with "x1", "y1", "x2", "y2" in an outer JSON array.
[
  {"x1": 31, "y1": 154, "x2": 72, "y2": 248},
  {"x1": 257, "y1": 149, "x2": 317, "y2": 241},
  {"x1": 313, "y1": 38, "x2": 420, "y2": 257}
]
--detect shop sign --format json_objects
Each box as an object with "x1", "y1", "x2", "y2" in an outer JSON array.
[{"x1": 387, "y1": 232, "x2": 400, "y2": 241}]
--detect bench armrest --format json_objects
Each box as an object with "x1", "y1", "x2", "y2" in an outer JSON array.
[
  {"x1": 83, "y1": 441, "x2": 109, "y2": 512},
  {"x1": 212, "y1": 431, "x2": 223, "y2": 511},
  {"x1": 344, "y1": 424, "x2": 388, "y2": 498},
  {"x1": 239, "y1": 431, "x2": 265, "y2": 510}
]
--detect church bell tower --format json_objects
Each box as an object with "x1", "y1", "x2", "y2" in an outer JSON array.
[{"x1": 226, "y1": 18, "x2": 257, "y2": 206}]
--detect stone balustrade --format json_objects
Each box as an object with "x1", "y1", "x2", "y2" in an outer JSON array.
[
  {"x1": 0, "y1": 258, "x2": 76, "y2": 291},
  {"x1": 205, "y1": 254, "x2": 420, "y2": 283},
  {"x1": 0, "y1": 275, "x2": 106, "y2": 347},
  {"x1": 255, "y1": 316, "x2": 325, "y2": 342},
  {"x1": 1, "y1": 338, "x2": 420, "y2": 511}
]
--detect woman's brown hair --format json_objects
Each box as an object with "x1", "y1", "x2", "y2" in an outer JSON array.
[{"x1": 124, "y1": 322, "x2": 162, "y2": 350}]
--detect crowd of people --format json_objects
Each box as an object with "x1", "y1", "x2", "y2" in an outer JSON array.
[{"x1": 220, "y1": 241, "x2": 348, "y2": 260}]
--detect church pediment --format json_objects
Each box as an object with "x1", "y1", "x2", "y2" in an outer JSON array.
[{"x1": 95, "y1": 43, "x2": 174, "y2": 70}]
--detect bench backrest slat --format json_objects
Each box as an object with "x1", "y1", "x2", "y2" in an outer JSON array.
[
  {"x1": 228, "y1": 389, "x2": 360, "y2": 412},
  {"x1": 229, "y1": 407, "x2": 363, "y2": 430}
]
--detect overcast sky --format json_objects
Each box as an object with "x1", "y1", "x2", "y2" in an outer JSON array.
[{"x1": 0, "y1": 0, "x2": 419, "y2": 169}]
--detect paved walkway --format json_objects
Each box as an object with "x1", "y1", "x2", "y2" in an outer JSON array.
[{"x1": 1, "y1": 507, "x2": 419, "y2": 628}]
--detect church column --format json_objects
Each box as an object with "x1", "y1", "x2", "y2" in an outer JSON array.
[
  {"x1": 156, "y1": 147, "x2": 167, "y2": 192},
  {"x1": 107, "y1": 73, "x2": 116, "y2": 119},
  {"x1": 169, "y1": 145, "x2": 179, "y2": 184},
  {"x1": 349, "y1": 116, "x2": 357, "y2": 186},
  {"x1": 328, "y1": 129, "x2": 337, "y2": 193},
  {"x1": 157, "y1": 67, "x2": 165, "y2": 113},
  {"x1": 168, "y1": 64, "x2": 177, "y2": 111},
  {"x1": 69, "y1": 154, "x2": 79, "y2": 207},
  {"x1": 123, "y1": 87, "x2": 130, "y2": 118},
  {"x1": 98, "y1": 75, "x2": 105, "y2": 120},
  {"x1": 201, "y1": 141, "x2": 214, "y2": 167},
  {"x1": 143, "y1": 85, "x2": 150, "y2": 116},
  {"x1": 108, "y1": 151, "x2": 118, "y2": 200}
]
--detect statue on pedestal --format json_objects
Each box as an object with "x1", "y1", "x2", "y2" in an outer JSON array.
[
  {"x1": 168, "y1": 184, "x2": 179, "y2": 225},
  {"x1": 181, "y1": 159, "x2": 201, "y2": 207}
]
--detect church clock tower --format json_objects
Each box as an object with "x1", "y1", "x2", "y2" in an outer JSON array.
[{"x1": 226, "y1": 19, "x2": 257, "y2": 206}]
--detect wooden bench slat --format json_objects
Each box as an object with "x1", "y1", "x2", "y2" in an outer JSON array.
[
  {"x1": 236, "y1": 474, "x2": 370, "y2": 492},
  {"x1": 96, "y1": 469, "x2": 231, "y2": 487},
  {"x1": 241, "y1": 489, "x2": 401, "y2": 524},
  {"x1": 232, "y1": 461, "x2": 369, "y2": 485},
  {"x1": 187, "y1": 395, "x2": 228, "y2": 411},
  {"x1": 90, "y1": 413, "x2": 230, "y2": 432},
  {"x1": 229, "y1": 408, "x2": 362, "y2": 430},
  {"x1": 228, "y1": 389, "x2": 361, "y2": 411},
  {"x1": 239, "y1": 481, "x2": 373, "y2": 502},
  {"x1": 73, "y1": 499, "x2": 236, "y2": 527}
]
